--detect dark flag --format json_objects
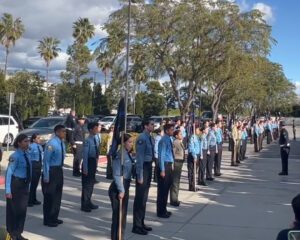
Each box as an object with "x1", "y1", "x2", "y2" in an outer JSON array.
[{"x1": 109, "y1": 98, "x2": 125, "y2": 159}]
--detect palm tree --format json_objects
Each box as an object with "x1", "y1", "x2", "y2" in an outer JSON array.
[
  {"x1": 0, "y1": 13, "x2": 25, "y2": 79},
  {"x1": 72, "y1": 18, "x2": 95, "y2": 44},
  {"x1": 96, "y1": 53, "x2": 111, "y2": 93},
  {"x1": 37, "y1": 37, "x2": 61, "y2": 85}
]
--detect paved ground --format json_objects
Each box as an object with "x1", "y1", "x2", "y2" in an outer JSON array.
[{"x1": 0, "y1": 126, "x2": 299, "y2": 240}]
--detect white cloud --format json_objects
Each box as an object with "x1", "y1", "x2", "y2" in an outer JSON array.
[
  {"x1": 253, "y1": 2, "x2": 274, "y2": 22},
  {"x1": 0, "y1": 0, "x2": 120, "y2": 82}
]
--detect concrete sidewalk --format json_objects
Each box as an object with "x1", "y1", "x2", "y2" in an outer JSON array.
[{"x1": 0, "y1": 127, "x2": 299, "y2": 240}]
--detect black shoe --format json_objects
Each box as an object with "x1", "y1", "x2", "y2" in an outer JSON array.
[
  {"x1": 279, "y1": 172, "x2": 288, "y2": 176},
  {"x1": 170, "y1": 201, "x2": 180, "y2": 207},
  {"x1": 214, "y1": 173, "x2": 222, "y2": 177},
  {"x1": 89, "y1": 203, "x2": 99, "y2": 210},
  {"x1": 132, "y1": 227, "x2": 148, "y2": 235},
  {"x1": 106, "y1": 176, "x2": 113, "y2": 180},
  {"x1": 81, "y1": 207, "x2": 92, "y2": 212},
  {"x1": 28, "y1": 202, "x2": 34, "y2": 207},
  {"x1": 44, "y1": 222, "x2": 58, "y2": 227},
  {"x1": 199, "y1": 182, "x2": 207, "y2": 186},
  {"x1": 157, "y1": 213, "x2": 170, "y2": 218},
  {"x1": 236, "y1": 160, "x2": 241, "y2": 164},
  {"x1": 143, "y1": 224, "x2": 152, "y2": 231},
  {"x1": 94, "y1": 179, "x2": 100, "y2": 184},
  {"x1": 73, "y1": 172, "x2": 81, "y2": 177},
  {"x1": 206, "y1": 177, "x2": 214, "y2": 181},
  {"x1": 167, "y1": 211, "x2": 172, "y2": 217},
  {"x1": 231, "y1": 164, "x2": 238, "y2": 166},
  {"x1": 33, "y1": 200, "x2": 41, "y2": 205},
  {"x1": 17, "y1": 235, "x2": 28, "y2": 240},
  {"x1": 56, "y1": 219, "x2": 63, "y2": 224}
]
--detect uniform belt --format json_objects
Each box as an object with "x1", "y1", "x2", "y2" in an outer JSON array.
[
  {"x1": 209, "y1": 145, "x2": 216, "y2": 148},
  {"x1": 50, "y1": 165, "x2": 62, "y2": 169},
  {"x1": 12, "y1": 176, "x2": 27, "y2": 182},
  {"x1": 217, "y1": 142, "x2": 223, "y2": 144},
  {"x1": 75, "y1": 141, "x2": 83, "y2": 144},
  {"x1": 164, "y1": 162, "x2": 173, "y2": 165},
  {"x1": 144, "y1": 161, "x2": 152, "y2": 165}
]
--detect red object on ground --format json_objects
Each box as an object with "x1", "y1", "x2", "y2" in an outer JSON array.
[
  {"x1": 0, "y1": 176, "x2": 4, "y2": 186},
  {"x1": 98, "y1": 156, "x2": 107, "y2": 164}
]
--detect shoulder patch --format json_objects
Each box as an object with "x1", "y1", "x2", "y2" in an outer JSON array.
[
  {"x1": 137, "y1": 139, "x2": 144, "y2": 145},
  {"x1": 8, "y1": 156, "x2": 14, "y2": 162},
  {"x1": 47, "y1": 145, "x2": 54, "y2": 151}
]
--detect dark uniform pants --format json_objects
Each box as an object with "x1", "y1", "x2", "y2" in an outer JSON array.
[
  {"x1": 157, "y1": 162, "x2": 173, "y2": 215},
  {"x1": 266, "y1": 130, "x2": 272, "y2": 144},
  {"x1": 42, "y1": 166, "x2": 63, "y2": 224},
  {"x1": 187, "y1": 154, "x2": 199, "y2": 190},
  {"x1": 240, "y1": 140, "x2": 247, "y2": 160},
  {"x1": 133, "y1": 162, "x2": 152, "y2": 228},
  {"x1": 280, "y1": 147, "x2": 290, "y2": 174},
  {"x1": 153, "y1": 158, "x2": 159, "y2": 183},
  {"x1": 29, "y1": 161, "x2": 41, "y2": 204},
  {"x1": 231, "y1": 141, "x2": 240, "y2": 165},
  {"x1": 214, "y1": 143, "x2": 222, "y2": 175},
  {"x1": 6, "y1": 177, "x2": 29, "y2": 237},
  {"x1": 106, "y1": 154, "x2": 113, "y2": 179},
  {"x1": 170, "y1": 160, "x2": 184, "y2": 203},
  {"x1": 259, "y1": 134, "x2": 263, "y2": 151},
  {"x1": 254, "y1": 133, "x2": 259, "y2": 152},
  {"x1": 73, "y1": 144, "x2": 83, "y2": 175},
  {"x1": 207, "y1": 147, "x2": 216, "y2": 179},
  {"x1": 81, "y1": 157, "x2": 97, "y2": 208},
  {"x1": 199, "y1": 150, "x2": 208, "y2": 183},
  {"x1": 109, "y1": 179, "x2": 130, "y2": 240}
]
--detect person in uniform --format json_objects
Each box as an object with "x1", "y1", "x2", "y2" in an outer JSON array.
[
  {"x1": 293, "y1": 119, "x2": 296, "y2": 140},
  {"x1": 207, "y1": 123, "x2": 217, "y2": 181},
  {"x1": 65, "y1": 110, "x2": 77, "y2": 144},
  {"x1": 253, "y1": 120, "x2": 259, "y2": 152},
  {"x1": 170, "y1": 130, "x2": 185, "y2": 206},
  {"x1": 42, "y1": 125, "x2": 66, "y2": 227},
  {"x1": 106, "y1": 125, "x2": 114, "y2": 179},
  {"x1": 258, "y1": 120, "x2": 264, "y2": 151},
  {"x1": 187, "y1": 127, "x2": 201, "y2": 191},
  {"x1": 199, "y1": 126, "x2": 208, "y2": 186},
  {"x1": 279, "y1": 121, "x2": 290, "y2": 176},
  {"x1": 81, "y1": 122, "x2": 100, "y2": 212},
  {"x1": 157, "y1": 124, "x2": 175, "y2": 218},
  {"x1": 71, "y1": 116, "x2": 85, "y2": 177},
  {"x1": 240, "y1": 123, "x2": 248, "y2": 161},
  {"x1": 28, "y1": 133, "x2": 43, "y2": 207},
  {"x1": 153, "y1": 128, "x2": 164, "y2": 183},
  {"x1": 109, "y1": 134, "x2": 134, "y2": 240},
  {"x1": 132, "y1": 119, "x2": 154, "y2": 235},
  {"x1": 231, "y1": 122, "x2": 241, "y2": 166},
  {"x1": 5, "y1": 134, "x2": 31, "y2": 240},
  {"x1": 214, "y1": 120, "x2": 223, "y2": 177},
  {"x1": 266, "y1": 120, "x2": 273, "y2": 144},
  {"x1": 95, "y1": 124, "x2": 102, "y2": 183}
]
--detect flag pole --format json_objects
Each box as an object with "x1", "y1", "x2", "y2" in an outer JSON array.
[
  {"x1": 119, "y1": 0, "x2": 131, "y2": 239},
  {"x1": 192, "y1": 99, "x2": 197, "y2": 192}
]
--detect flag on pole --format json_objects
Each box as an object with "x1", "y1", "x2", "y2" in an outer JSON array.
[{"x1": 109, "y1": 98, "x2": 126, "y2": 159}]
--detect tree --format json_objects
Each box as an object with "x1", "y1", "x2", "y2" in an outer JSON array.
[
  {"x1": 0, "y1": 13, "x2": 25, "y2": 79},
  {"x1": 73, "y1": 17, "x2": 95, "y2": 44},
  {"x1": 93, "y1": 83, "x2": 110, "y2": 115},
  {"x1": 162, "y1": 81, "x2": 176, "y2": 116},
  {"x1": 37, "y1": 37, "x2": 61, "y2": 85}
]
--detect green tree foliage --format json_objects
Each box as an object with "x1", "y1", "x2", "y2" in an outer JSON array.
[
  {"x1": 0, "y1": 13, "x2": 25, "y2": 79},
  {"x1": 5, "y1": 71, "x2": 50, "y2": 123},
  {"x1": 93, "y1": 83, "x2": 110, "y2": 115},
  {"x1": 37, "y1": 37, "x2": 61, "y2": 83}
]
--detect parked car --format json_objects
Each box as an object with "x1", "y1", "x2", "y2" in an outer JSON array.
[
  {"x1": 99, "y1": 116, "x2": 116, "y2": 131},
  {"x1": 127, "y1": 116, "x2": 143, "y2": 132},
  {"x1": 86, "y1": 115, "x2": 105, "y2": 123},
  {"x1": 149, "y1": 116, "x2": 175, "y2": 129},
  {"x1": 17, "y1": 116, "x2": 66, "y2": 146},
  {"x1": 23, "y1": 116, "x2": 42, "y2": 129},
  {"x1": 0, "y1": 114, "x2": 19, "y2": 146}
]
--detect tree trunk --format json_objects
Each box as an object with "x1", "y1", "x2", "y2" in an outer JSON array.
[
  {"x1": 104, "y1": 70, "x2": 107, "y2": 93},
  {"x1": 4, "y1": 48, "x2": 9, "y2": 80}
]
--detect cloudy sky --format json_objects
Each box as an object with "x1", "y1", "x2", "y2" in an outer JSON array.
[{"x1": 0, "y1": 0, "x2": 299, "y2": 93}]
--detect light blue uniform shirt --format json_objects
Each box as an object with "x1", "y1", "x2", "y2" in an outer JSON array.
[
  {"x1": 207, "y1": 130, "x2": 217, "y2": 147},
  {"x1": 43, "y1": 136, "x2": 66, "y2": 182},
  {"x1": 82, "y1": 134, "x2": 100, "y2": 173},
  {"x1": 216, "y1": 128, "x2": 223, "y2": 144},
  {"x1": 154, "y1": 135, "x2": 162, "y2": 159},
  {"x1": 5, "y1": 149, "x2": 31, "y2": 194},
  {"x1": 254, "y1": 124, "x2": 260, "y2": 136},
  {"x1": 135, "y1": 131, "x2": 154, "y2": 181},
  {"x1": 158, "y1": 135, "x2": 174, "y2": 172},
  {"x1": 112, "y1": 148, "x2": 133, "y2": 193},
  {"x1": 188, "y1": 135, "x2": 201, "y2": 159},
  {"x1": 241, "y1": 130, "x2": 248, "y2": 140},
  {"x1": 29, "y1": 142, "x2": 43, "y2": 162},
  {"x1": 201, "y1": 133, "x2": 208, "y2": 158}
]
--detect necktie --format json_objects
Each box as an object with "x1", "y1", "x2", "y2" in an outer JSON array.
[
  {"x1": 170, "y1": 137, "x2": 175, "y2": 161},
  {"x1": 94, "y1": 136, "x2": 99, "y2": 158},
  {"x1": 149, "y1": 135, "x2": 154, "y2": 158},
  {"x1": 37, "y1": 145, "x2": 42, "y2": 163},
  {"x1": 61, "y1": 141, "x2": 64, "y2": 166},
  {"x1": 24, "y1": 152, "x2": 31, "y2": 183}
]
